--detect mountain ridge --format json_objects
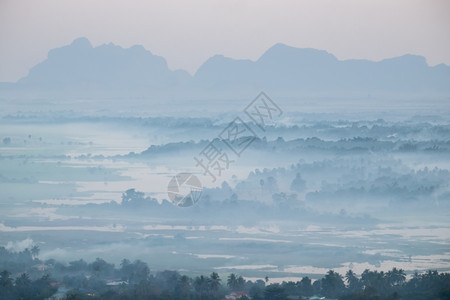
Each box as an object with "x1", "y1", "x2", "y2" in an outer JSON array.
[{"x1": 2, "y1": 37, "x2": 449, "y2": 97}]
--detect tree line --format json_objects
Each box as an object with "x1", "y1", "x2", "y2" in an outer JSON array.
[{"x1": 1, "y1": 246, "x2": 449, "y2": 300}]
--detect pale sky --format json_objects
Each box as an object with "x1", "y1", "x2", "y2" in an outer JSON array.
[{"x1": 0, "y1": 0, "x2": 449, "y2": 82}]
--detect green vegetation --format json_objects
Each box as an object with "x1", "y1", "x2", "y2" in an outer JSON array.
[{"x1": 1, "y1": 247, "x2": 450, "y2": 300}]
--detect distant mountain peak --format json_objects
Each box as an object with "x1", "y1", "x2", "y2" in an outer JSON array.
[
  {"x1": 71, "y1": 37, "x2": 92, "y2": 48},
  {"x1": 5, "y1": 38, "x2": 449, "y2": 96},
  {"x1": 381, "y1": 54, "x2": 428, "y2": 66},
  {"x1": 19, "y1": 37, "x2": 191, "y2": 89},
  {"x1": 258, "y1": 43, "x2": 337, "y2": 64}
]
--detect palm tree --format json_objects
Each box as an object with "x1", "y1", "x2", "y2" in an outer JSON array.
[
  {"x1": 195, "y1": 275, "x2": 209, "y2": 300},
  {"x1": 227, "y1": 273, "x2": 246, "y2": 291},
  {"x1": 386, "y1": 267, "x2": 406, "y2": 287},
  {"x1": 15, "y1": 273, "x2": 32, "y2": 299},
  {"x1": 237, "y1": 275, "x2": 246, "y2": 291},
  {"x1": 299, "y1": 276, "x2": 313, "y2": 296},
  {"x1": 361, "y1": 269, "x2": 386, "y2": 294},
  {"x1": 210, "y1": 272, "x2": 221, "y2": 294},
  {"x1": 15, "y1": 273, "x2": 31, "y2": 286},
  {"x1": 130, "y1": 260, "x2": 150, "y2": 283},
  {"x1": 120, "y1": 258, "x2": 131, "y2": 267},
  {"x1": 345, "y1": 269, "x2": 361, "y2": 292},
  {"x1": 0, "y1": 270, "x2": 14, "y2": 299},
  {"x1": 228, "y1": 273, "x2": 238, "y2": 291},
  {"x1": 0, "y1": 270, "x2": 13, "y2": 289},
  {"x1": 321, "y1": 270, "x2": 345, "y2": 298},
  {"x1": 176, "y1": 275, "x2": 191, "y2": 299},
  {"x1": 31, "y1": 245, "x2": 40, "y2": 259}
]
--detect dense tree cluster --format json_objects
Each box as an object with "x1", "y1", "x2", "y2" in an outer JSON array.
[
  {"x1": 1, "y1": 248, "x2": 450, "y2": 299},
  {"x1": 0, "y1": 271, "x2": 57, "y2": 300},
  {"x1": 0, "y1": 246, "x2": 36, "y2": 274}
]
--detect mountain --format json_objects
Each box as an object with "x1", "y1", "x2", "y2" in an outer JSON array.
[
  {"x1": 17, "y1": 37, "x2": 191, "y2": 91},
  {"x1": 194, "y1": 43, "x2": 450, "y2": 94},
  {"x1": 2, "y1": 38, "x2": 449, "y2": 98}
]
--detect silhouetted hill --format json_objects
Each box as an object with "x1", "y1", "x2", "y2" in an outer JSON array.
[
  {"x1": 17, "y1": 37, "x2": 191, "y2": 90},
  {"x1": 194, "y1": 43, "x2": 450, "y2": 93},
  {"x1": 2, "y1": 38, "x2": 449, "y2": 98}
]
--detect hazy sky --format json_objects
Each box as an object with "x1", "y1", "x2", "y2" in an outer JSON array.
[{"x1": 0, "y1": 0, "x2": 449, "y2": 82}]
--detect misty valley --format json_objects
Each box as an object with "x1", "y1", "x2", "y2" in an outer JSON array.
[
  {"x1": 2, "y1": 1, "x2": 450, "y2": 298},
  {"x1": 1, "y1": 95, "x2": 449, "y2": 299}
]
